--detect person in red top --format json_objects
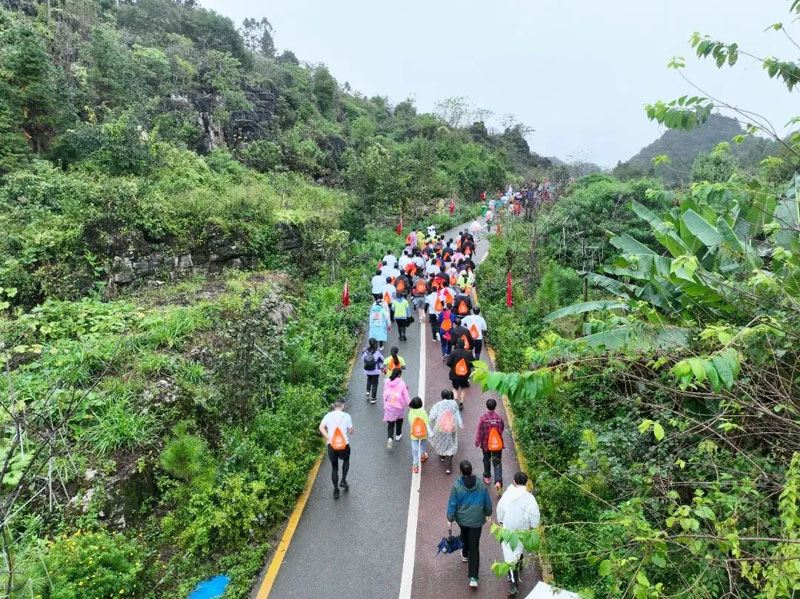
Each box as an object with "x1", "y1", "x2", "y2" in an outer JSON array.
[{"x1": 475, "y1": 398, "x2": 505, "y2": 494}]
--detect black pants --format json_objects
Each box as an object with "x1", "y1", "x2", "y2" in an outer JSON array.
[
  {"x1": 387, "y1": 419, "x2": 403, "y2": 438},
  {"x1": 327, "y1": 444, "x2": 350, "y2": 489},
  {"x1": 508, "y1": 556, "x2": 522, "y2": 587},
  {"x1": 372, "y1": 293, "x2": 381, "y2": 301},
  {"x1": 396, "y1": 318, "x2": 408, "y2": 340},
  {"x1": 366, "y1": 374, "x2": 379, "y2": 399},
  {"x1": 473, "y1": 338, "x2": 483, "y2": 360},
  {"x1": 429, "y1": 316, "x2": 439, "y2": 340},
  {"x1": 460, "y1": 525, "x2": 483, "y2": 579},
  {"x1": 483, "y1": 450, "x2": 503, "y2": 485}
]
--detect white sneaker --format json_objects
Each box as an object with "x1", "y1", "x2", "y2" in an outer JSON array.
[
  {"x1": 395, "y1": 434, "x2": 403, "y2": 441},
  {"x1": 387, "y1": 438, "x2": 392, "y2": 449}
]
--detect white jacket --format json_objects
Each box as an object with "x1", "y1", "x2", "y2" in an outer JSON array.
[{"x1": 496, "y1": 484, "x2": 540, "y2": 562}]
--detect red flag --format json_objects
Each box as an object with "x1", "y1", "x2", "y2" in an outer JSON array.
[
  {"x1": 506, "y1": 271, "x2": 513, "y2": 308},
  {"x1": 449, "y1": 201, "x2": 455, "y2": 215},
  {"x1": 396, "y1": 216, "x2": 403, "y2": 235},
  {"x1": 342, "y1": 278, "x2": 350, "y2": 307},
  {"x1": 496, "y1": 223, "x2": 502, "y2": 238}
]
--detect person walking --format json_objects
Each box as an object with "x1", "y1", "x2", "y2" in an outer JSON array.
[
  {"x1": 438, "y1": 303, "x2": 456, "y2": 360},
  {"x1": 429, "y1": 389, "x2": 463, "y2": 474},
  {"x1": 383, "y1": 368, "x2": 410, "y2": 449},
  {"x1": 318, "y1": 400, "x2": 354, "y2": 500},
  {"x1": 408, "y1": 396, "x2": 430, "y2": 474},
  {"x1": 383, "y1": 346, "x2": 406, "y2": 375},
  {"x1": 362, "y1": 338, "x2": 384, "y2": 404},
  {"x1": 451, "y1": 317, "x2": 475, "y2": 353},
  {"x1": 447, "y1": 339, "x2": 474, "y2": 409},
  {"x1": 476, "y1": 398, "x2": 506, "y2": 494},
  {"x1": 371, "y1": 269, "x2": 385, "y2": 301},
  {"x1": 462, "y1": 307, "x2": 487, "y2": 360},
  {"x1": 446, "y1": 460, "x2": 492, "y2": 589},
  {"x1": 392, "y1": 293, "x2": 411, "y2": 341},
  {"x1": 413, "y1": 276, "x2": 429, "y2": 323},
  {"x1": 381, "y1": 277, "x2": 397, "y2": 322},
  {"x1": 368, "y1": 298, "x2": 389, "y2": 351},
  {"x1": 496, "y1": 472, "x2": 541, "y2": 596}
]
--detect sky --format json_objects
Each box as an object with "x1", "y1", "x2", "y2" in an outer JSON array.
[{"x1": 201, "y1": 0, "x2": 797, "y2": 168}]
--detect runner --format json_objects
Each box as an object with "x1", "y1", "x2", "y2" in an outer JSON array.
[
  {"x1": 446, "y1": 460, "x2": 492, "y2": 589},
  {"x1": 383, "y1": 368, "x2": 410, "y2": 449},
  {"x1": 382, "y1": 249, "x2": 398, "y2": 269},
  {"x1": 393, "y1": 292, "x2": 411, "y2": 341},
  {"x1": 469, "y1": 219, "x2": 481, "y2": 241},
  {"x1": 475, "y1": 398, "x2": 505, "y2": 494},
  {"x1": 371, "y1": 269, "x2": 384, "y2": 301},
  {"x1": 425, "y1": 286, "x2": 441, "y2": 342},
  {"x1": 383, "y1": 346, "x2": 406, "y2": 374},
  {"x1": 453, "y1": 287, "x2": 472, "y2": 318},
  {"x1": 496, "y1": 472, "x2": 541, "y2": 597},
  {"x1": 408, "y1": 396, "x2": 430, "y2": 474},
  {"x1": 318, "y1": 399, "x2": 354, "y2": 500},
  {"x1": 368, "y1": 298, "x2": 389, "y2": 351},
  {"x1": 428, "y1": 389, "x2": 463, "y2": 475},
  {"x1": 462, "y1": 307, "x2": 487, "y2": 360},
  {"x1": 438, "y1": 302, "x2": 456, "y2": 360},
  {"x1": 451, "y1": 317, "x2": 475, "y2": 353},
  {"x1": 446, "y1": 338, "x2": 474, "y2": 409},
  {"x1": 382, "y1": 276, "x2": 397, "y2": 322},
  {"x1": 362, "y1": 338, "x2": 384, "y2": 404},
  {"x1": 413, "y1": 276, "x2": 429, "y2": 323}
]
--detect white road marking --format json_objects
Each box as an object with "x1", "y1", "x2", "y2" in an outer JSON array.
[{"x1": 398, "y1": 319, "x2": 425, "y2": 598}]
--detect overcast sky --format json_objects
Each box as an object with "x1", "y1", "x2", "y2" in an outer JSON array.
[{"x1": 201, "y1": 0, "x2": 796, "y2": 168}]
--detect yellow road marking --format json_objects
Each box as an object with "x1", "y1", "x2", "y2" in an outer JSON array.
[{"x1": 255, "y1": 344, "x2": 361, "y2": 598}]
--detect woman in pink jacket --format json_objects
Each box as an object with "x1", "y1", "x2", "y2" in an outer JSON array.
[{"x1": 383, "y1": 367, "x2": 410, "y2": 449}]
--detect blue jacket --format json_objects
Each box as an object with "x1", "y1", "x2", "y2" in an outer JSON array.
[{"x1": 447, "y1": 475, "x2": 492, "y2": 527}]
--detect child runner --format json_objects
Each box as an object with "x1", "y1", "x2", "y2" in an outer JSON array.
[
  {"x1": 383, "y1": 368, "x2": 410, "y2": 449},
  {"x1": 383, "y1": 346, "x2": 406, "y2": 375},
  {"x1": 408, "y1": 396, "x2": 430, "y2": 474},
  {"x1": 362, "y1": 338, "x2": 384, "y2": 404}
]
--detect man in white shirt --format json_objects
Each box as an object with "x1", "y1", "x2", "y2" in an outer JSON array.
[
  {"x1": 382, "y1": 250, "x2": 398, "y2": 269},
  {"x1": 425, "y1": 258, "x2": 440, "y2": 276},
  {"x1": 319, "y1": 400, "x2": 354, "y2": 500},
  {"x1": 461, "y1": 307, "x2": 488, "y2": 359},
  {"x1": 371, "y1": 269, "x2": 385, "y2": 300},
  {"x1": 381, "y1": 278, "x2": 397, "y2": 321},
  {"x1": 398, "y1": 250, "x2": 412, "y2": 273},
  {"x1": 425, "y1": 289, "x2": 441, "y2": 341},
  {"x1": 496, "y1": 472, "x2": 540, "y2": 595},
  {"x1": 412, "y1": 253, "x2": 426, "y2": 273}
]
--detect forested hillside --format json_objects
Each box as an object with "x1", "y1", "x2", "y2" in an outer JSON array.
[
  {"x1": 614, "y1": 114, "x2": 779, "y2": 185},
  {"x1": 0, "y1": 1, "x2": 550, "y2": 597}
]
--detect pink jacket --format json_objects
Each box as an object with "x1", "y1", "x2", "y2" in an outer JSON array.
[{"x1": 383, "y1": 377, "x2": 410, "y2": 422}]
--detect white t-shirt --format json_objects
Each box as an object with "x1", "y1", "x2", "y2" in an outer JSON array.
[
  {"x1": 413, "y1": 256, "x2": 425, "y2": 271},
  {"x1": 425, "y1": 291, "x2": 440, "y2": 315},
  {"x1": 461, "y1": 314, "x2": 487, "y2": 339},
  {"x1": 425, "y1": 261, "x2": 439, "y2": 275},
  {"x1": 382, "y1": 283, "x2": 397, "y2": 302},
  {"x1": 371, "y1": 274, "x2": 385, "y2": 294},
  {"x1": 398, "y1": 255, "x2": 412, "y2": 271},
  {"x1": 321, "y1": 410, "x2": 353, "y2": 445},
  {"x1": 382, "y1": 254, "x2": 398, "y2": 269}
]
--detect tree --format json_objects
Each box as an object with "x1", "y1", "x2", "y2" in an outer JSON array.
[
  {"x1": 691, "y1": 145, "x2": 736, "y2": 183},
  {"x1": 311, "y1": 65, "x2": 337, "y2": 116},
  {"x1": 240, "y1": 17, "x2": 275, "y2": 57},
  {"x1": 433, "y1": 95, "x2": 470, "y2": 129}
]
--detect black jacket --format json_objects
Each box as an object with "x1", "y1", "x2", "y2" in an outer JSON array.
[{"x1": 446, "y1": 347, "x2": 474, "y2": 380}]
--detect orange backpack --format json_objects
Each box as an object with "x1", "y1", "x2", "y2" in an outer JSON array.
[
  {"x1": 460, "y1": 334, "x2": 471, "y2": 350},
  {"x1": 415, "y1": 280, "x2": 427, "y2": 295},
  {"x1": 487, "y1": 426, "x2": 504, "y2": 451},
  {"x1": 449, "y1": 273, "x2": 458, "y2": 286},
  {"x1": 441, "y1": 313, "x2": 453, "y2": 331},
  {"x1": 434, "y1": 296, "x2": 444, "y2": 312},
  {"x1": 457, "y1": 299, "x2": 469, "y2": 315},
  {"x1": 330, "y1": 422, "x2": 347, "y2": 450},
  {"x1": 454, "y1": 357, "x2": 468, "y2": 377},
  {"x1": 469, "y1": 323, "x2": 480, "y2": 339},
  {"x1": 411, "y1": 417, "x2": 427, "y2": 439},
  {"x1": 383, "y1": 291, "x2": 391, "y2": 304},
  {"x1": 396, "y1": 279, "x2": 406, "y2": 292}
]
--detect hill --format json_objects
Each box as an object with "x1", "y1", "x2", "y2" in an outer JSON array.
[{"x1": 614, "y1": 114, "x2": 779, "y2": 184}]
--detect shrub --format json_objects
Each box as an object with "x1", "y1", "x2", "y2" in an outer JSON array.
[{"x1": 42, "y1": 529, "x2": 149, "y2": 599}]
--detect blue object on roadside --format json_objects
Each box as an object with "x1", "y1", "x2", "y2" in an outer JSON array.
[{"x1": 187, "y1": 575, "x2": 230, "y2": 599}]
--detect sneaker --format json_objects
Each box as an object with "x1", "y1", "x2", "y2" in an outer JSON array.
[
  {"x1": 370, "y1": 398, "x2": 377, "y2": 404},
  {"x1": 439, "y1": 455, "x2": 446, "y2": 462},
  {"x1": 339, "y1": 481, "x2": 349, "y2": 492},
  {"x1": 483, "y1": 476, "x2": 491, "y2": 484},
  {"x1": 395, "y1": 434, "x2": 403, "y2": 441},
  {"x1": 508, "y1": 582, "x2": 519, "y2": 596},
  {"x1": 387, "y1": 438, "x2": 392, "y2": 449},
  {"x1": 421, "y1": 452, "x2": 429, "y2": 463},
  {"x1": 495, "y1": 482, "x2": 503, "y2": 495},
  {"x1": 469, "y1": 578, "x2": 479, "y2": 588},
  {"x1": 459, "y1": 402, "x2": 464, "y2": 411},
  {"x1": 445, "y1": 468, "x2": 452, "y2": 475},
  {"x1": 333, "y1": 487, "x2": 340, "y2": 500},
  {"x1": 461, "y1": 552, "x2": 469, "y2": 563},
  {"x1": 365, "y1": 392, "x2": 371, "y2": 399},
  {"x1": 412, "y1": 465, "x2": 419, "y2": 474}
]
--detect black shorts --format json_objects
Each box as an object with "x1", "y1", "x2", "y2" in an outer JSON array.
[
  {"x1": 327, "y1": 444, "x2": 351, "y2": 460},
  {"x1": 451, "y1": 378, "x2": 470, "y2": 389}
]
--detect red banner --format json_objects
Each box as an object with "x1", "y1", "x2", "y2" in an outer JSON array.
[
  {"x1": 506, "y1": 271, "x2": 513, "y2": 308},
  {"x1": 342, "y1": 278, "x2": 350, "y2": 308},
  {"x1": 396, "y1": 216, "x2": 403, "y2": 235}
]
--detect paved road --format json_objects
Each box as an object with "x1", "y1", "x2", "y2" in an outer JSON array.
[{"x1": 263, "y1": 218, "x2": 538, "y2": 598}]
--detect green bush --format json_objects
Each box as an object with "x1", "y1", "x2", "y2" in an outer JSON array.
[{"x1": 42, "y1": 529, "x2": 150, "y2": 599}]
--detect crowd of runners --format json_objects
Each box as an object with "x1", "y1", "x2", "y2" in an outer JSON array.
[{"x1": 318, "y1": 218, "x2": 541, "y2": 596}]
